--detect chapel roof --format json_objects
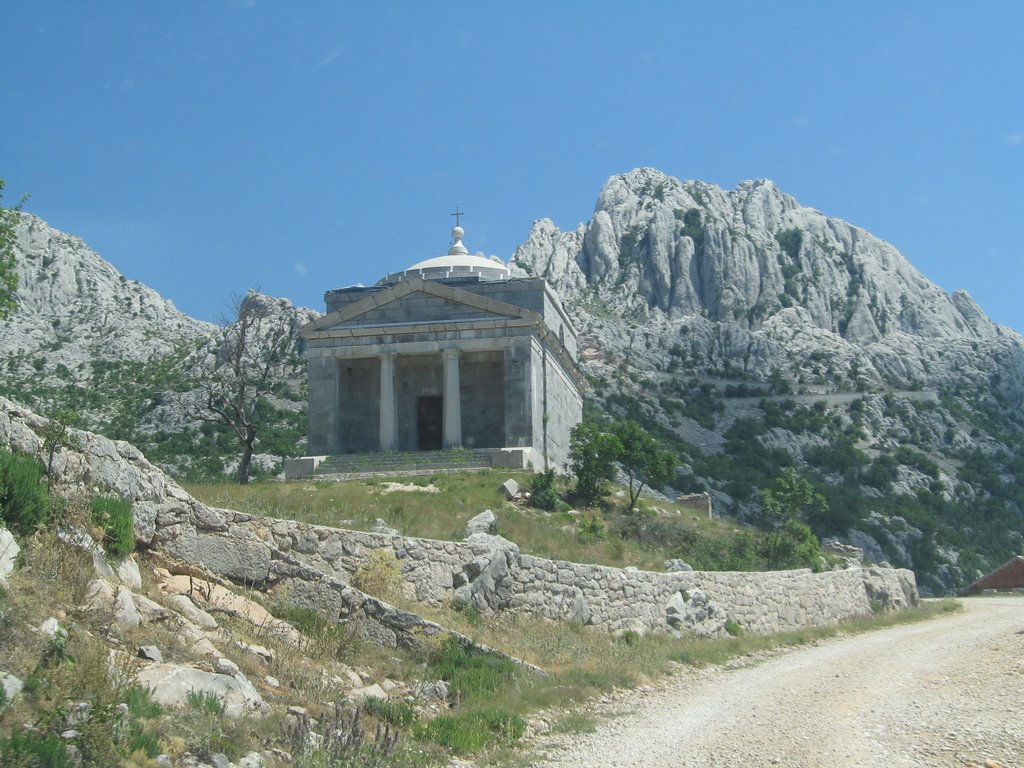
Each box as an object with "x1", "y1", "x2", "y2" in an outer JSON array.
[{"x1": 377, "y1": 225, "x2": 510, "y2": 285}]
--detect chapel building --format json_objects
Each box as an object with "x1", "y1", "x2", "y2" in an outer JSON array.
[{"x1": 298, "y1": 224, "x2": 583, "y2": 473}]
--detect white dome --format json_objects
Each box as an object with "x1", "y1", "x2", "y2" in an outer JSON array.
[
  {"x1": 377, "y1": 223, "x2": 511, "y2": 285},
  {"x1": 405, "y1": 254, "x2": 508, "y2": 272}
]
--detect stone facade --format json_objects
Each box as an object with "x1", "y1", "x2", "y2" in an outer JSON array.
[{"x1": 300, "y1": 229, "x2": 584, "y2": 471}]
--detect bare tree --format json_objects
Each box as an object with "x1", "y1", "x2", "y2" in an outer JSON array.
[{"x1": 193, "y1": 291, "x2": 292, "y2": 484}]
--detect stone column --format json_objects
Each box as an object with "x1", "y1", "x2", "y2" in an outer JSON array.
[
  {"x1": 442, "y1": 348, "x2": 462, "y2": 449},
  {"x1": 379, "y1": 352, "x2": 398, "y2": 451}
]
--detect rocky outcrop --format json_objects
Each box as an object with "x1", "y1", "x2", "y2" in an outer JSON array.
[
  {"x1": 2, "y1": 213, "x2": 212, "y2": 373},
  {"x1": 0, "y1": 213, "x2": 315, "y2": 474},
  {"x1": 135, "y1": 663, "x2": 268, "y2": 718},
  {"x1": 512, "y1": 168, "x2": 1024, "y2": 593},
  {"x1": 0, "y1": 397, "x2": 527, "y2": 660},
  {"x1": 513, "y1": 168, "x2": 1024, "y2": 393}
]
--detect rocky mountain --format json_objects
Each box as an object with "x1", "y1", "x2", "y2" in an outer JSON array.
[
  {"x1": 0, "y1": 212, "x2": 316, "y2": 476},
  {"x1": 3, "y1": 173, "x2": 1023, "y2": 594},
  {"x1": 2, "y1": 213, "x2": 213, "y2": 367},
  {"x1": 513, "y1": 168, "x2": 1024, "y2": 594}
]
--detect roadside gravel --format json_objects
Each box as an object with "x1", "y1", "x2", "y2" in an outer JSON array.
[{"x1": 530, "y1": 596, "x2": 1023, "y2": 767}]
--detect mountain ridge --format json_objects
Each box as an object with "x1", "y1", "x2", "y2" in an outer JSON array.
[{"x1": 3, "y1": 171, "x2": 1023, "y2": 594}]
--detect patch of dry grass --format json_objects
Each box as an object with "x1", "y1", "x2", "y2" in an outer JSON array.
[{"x1": 185, "y1": 472, "x2": 745, "y2": 572}]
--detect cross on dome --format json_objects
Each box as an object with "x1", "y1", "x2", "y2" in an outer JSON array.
[{"x1": 449, "y1": 211, "x2": 469, "y2": 255}]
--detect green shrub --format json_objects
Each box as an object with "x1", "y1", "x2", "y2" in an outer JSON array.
[
  {"x1": 577, "y1": 515, "x2": 607, "y2": 543},
  {"x1": 187, "y1": 689, "x2": 226, "y2": 715},
  {"x1": 361, "y1": 696, "x2": 415, "y2": 727},
  {"x1": 0, "y1": 730, "x2": 75, "y2": 767},
  {"x1": 427, "y1": 638, "x2": 518, "y2": 703},
  {"x1": 90, "y1": 496, "x2": 135, "y2": 558},
  {"x1": 124, "y1": 685, "x2": 163, "y2": 719},
  {"x1": 529, "y1": 469, "x2": 560, "y2": 512},
  {"x1": 620, "y1": 629, "x2": 641, "y2": 646},
  {"x1": 724, "y1": 619, "x2": 744, "y2": 637},
  {"x1": 416, "y1": 708, "x2": 525, "y2": 753},
  {"x1": 0, "y1": 448, "x2": 49, "y2": 535}
]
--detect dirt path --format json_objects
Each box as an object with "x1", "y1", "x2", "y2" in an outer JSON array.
[{"x1": 530, "y1": 597, "x2": 1024, "y2": 768}]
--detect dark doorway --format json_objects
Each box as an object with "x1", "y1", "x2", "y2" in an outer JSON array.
[{"x1": 417, "y1": 396, "x2": 443, "y2": 450}]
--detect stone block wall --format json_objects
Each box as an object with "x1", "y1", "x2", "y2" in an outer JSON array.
[
  {"x1": 540, "y1": 341, "x2": 584, "y2": 472},
  {"x1": 234, "y1": 514, "x2": 919, "y2": 637}
]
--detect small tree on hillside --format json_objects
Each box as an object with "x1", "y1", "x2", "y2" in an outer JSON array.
[
  {"x1": 759, "y1": 467, "x2": 827, "y2": 569},
  {"x1": 192, "y1": 291, "x2": 292, "y2": 484},
  {"x1": 613, "y1": 420, "x2": 678, "y2": 512},
  {"x1": 41, "y1": 410, "x2": 80, "y2": 492},
  {"x1": 568, "y1": 422, "x2": 622, "y2": 506},
  {"x1": 0, "y1": 179, "x2": 29, "y2": 320}
]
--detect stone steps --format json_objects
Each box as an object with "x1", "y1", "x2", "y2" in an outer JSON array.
[{"x1": 313, "y1": 448, "x2": 495, "y2": 478}]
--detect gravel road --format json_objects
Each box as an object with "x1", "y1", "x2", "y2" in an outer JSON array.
[{"x1": 531, "y1": 596, "x2": 1023, "y2": 768}]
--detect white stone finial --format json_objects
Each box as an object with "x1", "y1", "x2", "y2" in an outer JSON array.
[{"x1": 449, "y1": 225, "x2": 468, "y2": 256}]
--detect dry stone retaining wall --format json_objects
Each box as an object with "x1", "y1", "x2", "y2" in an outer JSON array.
[
  {"x1": 0, "y1": 395, "x2": 918, "y2": 643},
  {"x1": 234, "y1": 515, "x2": 918, "y2": 636}
]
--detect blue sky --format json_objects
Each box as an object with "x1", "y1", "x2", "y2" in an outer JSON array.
[{"x1": 2, "y1": 2, "x2": 1022, "y2": 330}]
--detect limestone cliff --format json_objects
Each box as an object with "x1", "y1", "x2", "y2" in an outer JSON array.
[
  {"x1": 513, "y1": 169, "x2": 1024, "y2": 594},
  {"x1": 0, "y1": 213, "x2": 316, "y2": 474},
  {"x1": 513, "y1": 168, "x2": 1024, "y2": 396}
]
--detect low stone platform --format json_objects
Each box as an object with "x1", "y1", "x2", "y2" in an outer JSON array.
[{"x1": 284, "y1": 446, "x2": 544, "y2": 480}]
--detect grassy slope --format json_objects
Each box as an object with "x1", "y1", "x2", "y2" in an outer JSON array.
[
  {"x1": 2, "y1": 459, "x2": 961, "y2": 767},
  {"x1": 185, "y1": 470, "x2": 751, "y2": 572}
]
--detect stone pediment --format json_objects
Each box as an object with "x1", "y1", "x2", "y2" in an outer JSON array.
[{"x1": 301, "y1": 278, "x2": 539, "y2": 337}]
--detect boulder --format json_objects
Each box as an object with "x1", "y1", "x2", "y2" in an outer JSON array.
[
  {"x1": 134, "y1": 593, "x2": 171, "y2": 623},
  {"x1": 138, "y1": 645, "x2": 163, "y2": 663},
  {"x1": 165, "y1": 593, "x2": 219, "y2": 630},
  {"x1": 135, "y1": 663, "x2": 268, "y2": 718},
  {"x1": 453, "y1": 533, "x2": 520, "y2": 613},
  {"x1": 84, "y1": 578, "x2": 116, "y2": 613},
  {"x1": 59, "y1": 526, "x2": 114, "y2": 579},
  {"x1": 347, "y1": 683, "x2": 387, "y2": 702},
  {"x1": 665, "y1": 589, "x2": 722, "y2": 636},
  {"x1": 1, "y1": 671, "x2": 23, "y2": 703},
  {"x1": 0, "y1": 528, "x2": 18, "y2": 586},
  {"x1": 663, "y1": 558, "x2": 693, "y2": 572},
  {"x1": 36, "y1": 617, "x2": 66, "y2": 640},
  {"x1": 161, "y1": 530, "x2": 272, "y2": 585},
  {"x1": 113, "y1": 586, "x2": 142, "y2": 630},
  {"x1": 500, "y1": 478, "x2": 520, "y2": 500},
  {"x1": 465, "y1": 509, "x2": 497, "y2": 536},
  {"x1": 116, "y1": 557, "x2": 143, "y2": 589}
]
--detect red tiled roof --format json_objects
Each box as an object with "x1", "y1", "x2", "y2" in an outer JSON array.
[{"x1": 962, "y1": 556, "x2": 1024, "y2": 594}]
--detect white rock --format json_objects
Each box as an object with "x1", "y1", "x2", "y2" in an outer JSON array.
[
  {"x1": 500, "y1": 479, "x2": 520, "y2": 500},
  {"x1": 215, "y1": 658, "x2": 240, "y2": 676},
  {"x1": 133, "y1": 593, "x2": 171, "y2": 623},
  {"x1": 1, "y1": 671, "x2": 24, "y2": 702},
  {"x1": 165, "y1": 593, "x2": 219, "y2": 630},
  {"x1": 116, "y1": 557, "x2": 142, "y2": 589},
  {"x1": 348, "y1": 683, "x2": 387, "y2": 702},
  {"x1": 113, "y1": 586, "x2": 142, "y2": 630},
  {"x1": 138, "y1": 645, "x2": 163, "y2": 663},
  {"x1": 0, "y1": 527, "x2": 18, "y2": 586},
  {"x1": 135, "y1": 663, "x2": 268, "y2": 718},
  {"x1": 37, "y1": 617, "x2": 65, "y2": 640},
  {"x1": 465, "y1": 509, "x2": 497, "y2": 536}
]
